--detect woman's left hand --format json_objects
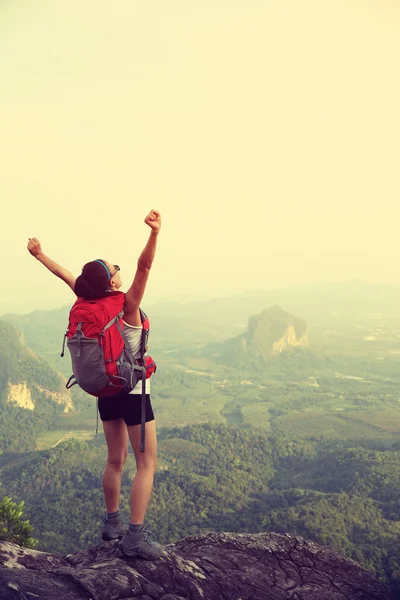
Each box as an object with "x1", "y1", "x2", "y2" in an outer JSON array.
[{"x1": 145, "y1": 209, "x2": 161, "y2": 233}]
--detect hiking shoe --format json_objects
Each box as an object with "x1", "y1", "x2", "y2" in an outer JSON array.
[
  {"x1": 101, "y1": 513, "x2": 129, "y2": 541},
  {"x1": 119, "y1": 524, "x2": 163, "y2": 560}
]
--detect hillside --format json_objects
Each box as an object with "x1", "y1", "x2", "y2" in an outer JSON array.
[
  {"x1": 2, "y1": 306, "x2": 71, "y2": 376},
  {"x1": 0, "y1": 320, "x2": 73, "y2": 452},
  {"x1": 1, "y1": 424, "x2": 400, "y2": 595},
  {"x1": 204, "y1": 305, "x2": 309, "y2": 371}
]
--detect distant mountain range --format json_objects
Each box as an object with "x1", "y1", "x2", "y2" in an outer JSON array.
[
  {"x1": 146, "y1": 280, "x2": 400, "y2": 330},
  {"x1": 3, "y1": 280, "x2": 400, "y2": 324},
  {"x1": 4, "y1": 279, "x2": 400, "y2": 348},
  {"x1": 3, "y1": 279, "x2": 398, "y2": 378}
]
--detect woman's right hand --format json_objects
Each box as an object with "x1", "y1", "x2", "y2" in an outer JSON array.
[{"x1": 27, "y1": 237, "x2": 43, "y2": 257}]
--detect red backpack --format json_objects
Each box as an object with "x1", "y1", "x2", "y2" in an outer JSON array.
[{"x1": 61, "y1": 291, "x2": 156, "y2": 398}]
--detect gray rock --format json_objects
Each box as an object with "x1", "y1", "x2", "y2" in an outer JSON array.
[{"x1": 0, "y1": 531, "x2": 394, "y2": 600}]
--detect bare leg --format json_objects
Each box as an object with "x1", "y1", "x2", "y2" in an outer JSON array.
[
  {"x1": 127, "y1": 420, "x2": 157, "y2": 524},
  {"x1": 102, "y1": 419, "x2": 128, "y2": 513}
]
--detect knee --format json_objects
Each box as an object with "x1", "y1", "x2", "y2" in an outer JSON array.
[
  {"x1": 107, "y1": 452, "x2": 127, "y2": 472},
  {"x1": 137, "y1": 455, "x2": 157, "y2": 475}
]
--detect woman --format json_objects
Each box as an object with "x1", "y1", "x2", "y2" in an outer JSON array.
[{"x1": 27, "y1": 209, "x2": 162, "y2": 560}]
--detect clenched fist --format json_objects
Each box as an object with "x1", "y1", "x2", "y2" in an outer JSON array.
[
  {"x1": 27, "y1": 237, "x2": 43, "y2": 258},
  {"x1": 144, "y1": 210, "x2": 161, "y2": 233}
]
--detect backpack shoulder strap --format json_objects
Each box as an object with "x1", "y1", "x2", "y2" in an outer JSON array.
[
  {"x1": 139, "y1": 308, "x2": 149, "y2": 358},
  {"x1": 103, "y1": 311, "x2": 124, "y2": 332}
]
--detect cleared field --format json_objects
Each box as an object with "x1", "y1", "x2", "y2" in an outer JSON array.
[
  {"x1": 339, "y1": 407, "x2": 400, "y2": 434},
  {"x1": 241, "y1": 402, "x2": 271, "y2": 428},
  {"x1": 271, "y1": 408, "x2": 400, "y2": 442},
  {"x1": 36, "y1": 430, "x2": 95, "y2": 450},
  {"x1": 151, "y1": 392, "x2": 231, "y2": 427},
  {"x1": 182, "y1": 357, "x2": 217, "y2": 371}
]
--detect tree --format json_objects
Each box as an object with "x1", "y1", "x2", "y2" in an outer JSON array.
[{"x1": 0, "y1": 496, "x2": 37, "y2": 548}]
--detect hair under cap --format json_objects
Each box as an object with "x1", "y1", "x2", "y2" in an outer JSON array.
[{"x1": 74, "y1": 259, "x2": 110, "y2": 300}]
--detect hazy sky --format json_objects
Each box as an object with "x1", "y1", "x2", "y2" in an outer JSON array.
[{"x1": 1, "y1": 0, "x2": 399, "y2": 312}]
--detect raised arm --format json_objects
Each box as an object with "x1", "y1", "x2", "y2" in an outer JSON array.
[
  {"x1": 27, "y1": 237, "x2": 76, "y2": 293},
  {"x1": 124, "y1": 210, "x2": 161, "y2": 326}
]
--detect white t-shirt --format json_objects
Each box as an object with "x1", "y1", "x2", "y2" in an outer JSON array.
[{"x1": 123, "y1": 320, "x2": 151, "y2": 395}]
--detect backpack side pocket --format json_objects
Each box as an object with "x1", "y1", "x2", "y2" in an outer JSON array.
[{"x1": 67, "y1": 334, "x2": 109, "y2": 396}]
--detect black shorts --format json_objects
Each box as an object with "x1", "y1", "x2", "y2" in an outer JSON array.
[{"x1": 98, "y1": 392, "x2": 154, "y2": 426}]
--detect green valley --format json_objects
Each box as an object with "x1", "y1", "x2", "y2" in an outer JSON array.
[{"x1": 1, "y1": 283, "x2": 400, "y2": 596}]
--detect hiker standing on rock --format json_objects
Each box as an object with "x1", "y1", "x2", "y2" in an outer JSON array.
[{"x1": 27, "y1": 209, "x2": 163, "y2": 559}]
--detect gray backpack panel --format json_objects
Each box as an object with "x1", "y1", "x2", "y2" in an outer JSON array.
[{"x1": 67, "y1": 332, "x2": 109, "y2": 396}]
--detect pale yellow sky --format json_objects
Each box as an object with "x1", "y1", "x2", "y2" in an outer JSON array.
[{"x1": 1, "y1": 0, "x2": 399, "y2": 311}]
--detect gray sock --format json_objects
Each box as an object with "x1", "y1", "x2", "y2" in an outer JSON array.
[
  {"x1": 129, "y1": 523, "x2": 144, "y2": 533},
  {"x1": 107, "y1": 510, "x2": 120, "y2": 522}
]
